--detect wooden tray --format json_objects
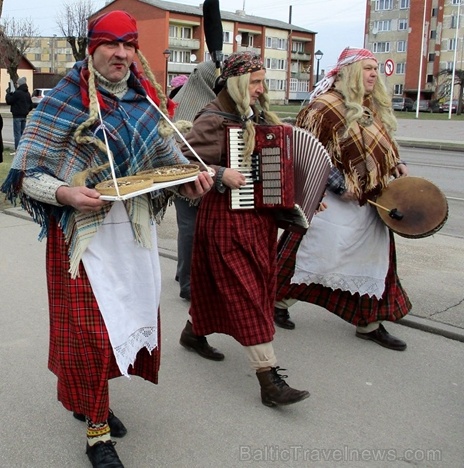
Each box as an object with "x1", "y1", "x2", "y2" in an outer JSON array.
[{"x1": 98, "y1": 174, "x2": 199, "y2": 201}]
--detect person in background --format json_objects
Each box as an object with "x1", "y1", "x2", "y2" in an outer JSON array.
[
  {"x1": 5, "y1": 76, "x2": 33, "y2": 152},
  {"x1": 171, "y1": 61, "x2": 217, "y2": 301},
  {"x1": 275, "y1": 47, "x2": 411, "y2": 351},
  {"x1": 179, "y1": 51, "x2": 310, "y2": 407},
  {"x1": 168, "y1": 74, "x2": 189, "y2": 99},
  {"x1": 0, "y1": 114, "x2": 3, "y2": 163},
  {"x1": 1, "y1": 11, "x2": 212, "y2": 468}
]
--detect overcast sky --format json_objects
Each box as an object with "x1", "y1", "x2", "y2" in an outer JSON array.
[{"x1": 2, "y1": 0, "x2": 367, "y2": 72}]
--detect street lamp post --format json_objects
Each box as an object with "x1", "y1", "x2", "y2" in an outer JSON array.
[
  {"x1": 163, "y1": 49, "x2": 171, "y2": 94},
  {"x1": 315, "y1": 49, "x2": 323, "y2": 86}
]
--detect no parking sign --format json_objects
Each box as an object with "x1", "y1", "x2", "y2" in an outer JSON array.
[{"x1": 385, "y1": 59, "x2": 394, "y2": 76}]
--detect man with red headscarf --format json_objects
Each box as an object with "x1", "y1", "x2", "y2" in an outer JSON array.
[
  {"x1": 1, "y1": 10, "x2": 212, "y2": 468},
  {"x1": 274, "y1": 47, "x2": 411, "y2": 350}
]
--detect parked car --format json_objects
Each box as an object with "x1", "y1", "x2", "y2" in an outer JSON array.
[
  {"x1": 412, "y1": 100, "x2": 443, "y2": 113},
  {"x1": 392, "y1": 97, "x2": 414, "y2": 112},
  {"x1": 31, "y1": 88, "x2": 52, "y2": 108},
  {"x1": 442, "y1": 99, "x2": 458, "y2": 113}
]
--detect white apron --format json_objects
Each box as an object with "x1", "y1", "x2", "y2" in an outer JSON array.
[
  {"x1": 291, "y1": 191, "x2": 390, "y2": 299},
  {"x1": 82, "y1": 201, "x2": 161, "y2": 377}
]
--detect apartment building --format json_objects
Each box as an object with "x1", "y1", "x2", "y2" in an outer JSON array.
[
  {"x1": 365, "y1": 0, "x2": 463, "y2": 101},
  {"x1": 87, "y1": 0, "x2": 316, "y2": 103}
]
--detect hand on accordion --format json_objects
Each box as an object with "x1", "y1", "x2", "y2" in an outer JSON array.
[{"x1": 222, "y1": 168, "x2": 247, "y2": 189}]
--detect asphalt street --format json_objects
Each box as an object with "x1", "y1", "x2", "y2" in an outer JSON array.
[{"x1": 0, "y1": 113, "x2": 463, "y2": 467}]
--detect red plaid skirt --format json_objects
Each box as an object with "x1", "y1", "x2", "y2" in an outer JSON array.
[
  {"x1": 190, "y1": 190, "x2": 277, "y2": 346},
  {"x1": 276, "y1": 230, "x2": 411, "y2": 327},
  {"x1": 46, "y1": 218, "x2": 160, "y2": 422}
]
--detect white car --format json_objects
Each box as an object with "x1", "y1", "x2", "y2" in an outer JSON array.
[{"x1": 31, "y1": 88, "x2": 52, "y2": 108}]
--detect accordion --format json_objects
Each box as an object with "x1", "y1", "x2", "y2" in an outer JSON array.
[{"x1": 227, "y1": 124, "x2": 332, "y2": 224}]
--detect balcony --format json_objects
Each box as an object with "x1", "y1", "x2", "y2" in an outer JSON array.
[
  {"x1": 236, "y1": 46, "x2": 261, "y2": 55},
  {"x1": 168, "y1": 38, "x2": 200, "y2": 50},
  {"x1": 291, "y1": 51, "x2": 310, "y2": 61},
  {"x1": 167, "y1": 62, "x2": 198, "y2": 74}
]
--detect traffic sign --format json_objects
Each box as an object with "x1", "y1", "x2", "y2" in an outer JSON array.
[{"x1": 385, "y1": 59, "x2": 394, "y2": 76}]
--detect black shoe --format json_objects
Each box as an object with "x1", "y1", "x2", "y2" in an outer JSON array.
[
  {"x1": 73, "y1": 410, "x2": 127, "y2": 438},
  {"x1": 356, "y1": 324, "x2": 407, "y2": 351},
  {"x1": 274, "y1": 307, "x2": 295, "y2": 330},
  {"x1": 86, "y1": 441, "x2": 124, "y2": 468},
  {"x1": 179, "y1": 291, "x2": 191, "y2": 301},
  {"x1": 179, "y1": 320, "x2": 225, "y2": 361}
]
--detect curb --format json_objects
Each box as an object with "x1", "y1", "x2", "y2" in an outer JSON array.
[
  {"x1": 3, "y1": 197, "x2": 464, "y2": 346},
  {"x1": 396, "y1": 138, "x2": 464, "y2": 152}
]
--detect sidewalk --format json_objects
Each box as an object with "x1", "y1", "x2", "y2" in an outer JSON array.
[{"x1": 4, "y1": 203, "x2": 464, "y2": 343}]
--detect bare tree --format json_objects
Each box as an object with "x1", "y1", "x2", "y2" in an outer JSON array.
[
  {"x1": 0, "y1": 18, "x2": 38, "y2": 83},
  {"x1": 57, "y1": 0, "x2": 96, "y2": 62}
]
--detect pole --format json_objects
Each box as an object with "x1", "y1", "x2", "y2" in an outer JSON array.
[
  {"x1": 415, "y1": 0, "x2": 427, "y2": 119},
  {"x1": 316, "y1": 58, "x2": 320, "y2": 84},
  {"x1": 448, "y1": 0, "x2": 461, "y2": 119}
]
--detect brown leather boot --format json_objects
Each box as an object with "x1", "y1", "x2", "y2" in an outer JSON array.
[
  {"x1": 256, "y1": 366, "x2": 310, "y2": 407},
  {"x1": 179, "y1": 320, "x2": 225, "y2": 361}
]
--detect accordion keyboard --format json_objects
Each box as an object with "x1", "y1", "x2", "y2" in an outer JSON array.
[{"x1": 228, "y1": 128, "x2": 259, "y2": 209}]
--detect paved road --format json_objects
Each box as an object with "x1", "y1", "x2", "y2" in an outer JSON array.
[
  {"x1": 0, "y1": 115, "x2": 463, "y2": 466},
  {"x1": 0, "y1": 211, "x2": 463, "y2": 467}
]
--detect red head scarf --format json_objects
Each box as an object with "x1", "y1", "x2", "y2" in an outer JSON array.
[
  {"x1": 82, "y1": 10, "x2": 175, "y2": 117},
  {"x1": 310, "y1": 47, "x2": 377, "y2": 102},
  {"x1": 87, "y1": 10, "x2": 139, "y2": 55}
]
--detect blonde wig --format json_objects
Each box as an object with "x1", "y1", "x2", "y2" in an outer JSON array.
[
  {"x1": 334, "y1": 60, "x2": 397, "y2": 137},
  {"x1": 226, "y1": 73, "x2": 281, "y2": 160}
]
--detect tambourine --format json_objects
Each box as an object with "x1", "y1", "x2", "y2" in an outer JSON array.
[{"x1": 369, "y1": 176, "x2": 448, "y2": 239}]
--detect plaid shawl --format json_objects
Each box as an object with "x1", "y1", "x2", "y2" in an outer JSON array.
[
  {"x1": 2, "y1": 59, "x2": 187, "y2": 276},
  {"x1": 296, "y1": 89, "x2": 400, "y2": 204}
]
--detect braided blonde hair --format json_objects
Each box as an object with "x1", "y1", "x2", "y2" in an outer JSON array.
[{"x1": 226, "y1": 74, "x2": 281, "y2": 161}]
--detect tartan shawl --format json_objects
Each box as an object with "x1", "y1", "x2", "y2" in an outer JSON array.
[
  {"x1": 2, "y1": 60, "x2": 187, "y2": 277},
  {"x1": 296, "y1": 89, "x2": 400, "y2": 204}
]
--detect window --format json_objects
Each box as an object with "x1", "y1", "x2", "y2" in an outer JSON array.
[
  {"x1": 452, "y1": 0, "x2": 461, "y2": 4},
  {"x1": 399, "y1": 0, "x2": 409, "y2": 8},
  {"x1": 430, "y1": 30, "x2": 436, "y2": 39},
  {"x1": 374, "y1": 20, "x2": 391, "y2": 31},
  {"x1": 265, "y1": 36, "x2": 272, "y2": 48},
  {"x1": 373, "y1": 42, "x2": 391, "y2": 53},
  {"x1": 426, "y1": 74, "x2": 434, "y2": 84},
  {"x1": 451, "y1": 15, "x2": 459, "y2": 28},
  {"x1": 170, "y1": 50, "x2": 191, "y2": 63},
  {"x1": 432, "y1": 8, "x2": 438, "y2": 17},
  {"x1": 394, "y1": 84, "x2": 404, "y2": 95},
  {"x1": 397, "y1": 40, "x2": 407, "y2": 52},
  {"x1": 428, "y1": 53, "x2": 435, "y2": 62},
  {"x1": 223, "y1": 31, "x2": 232, "y2": 43},
  {"x1": 375, "y1": 0, "x2": 392, "y2": 11},
  {"x1": 449, "y1": 38, "x2": 457, "y2": 51},
  {"x1": 292, "y1": 41, "x2": 305, "y2": 53},
  {"x1": 267, "y1": 79, "x2": 286, "y2": 91},
  {"x1": 398, "y1": 19, "x2": 408, "y2": 31},
  {"x1": 265, "y1": 58, "x2": 286, "y2": 70},
  {"x1": 396, "y1": 62, "x2": 406, "y2": 74},
  {"x1": 169, "y1": 25, "x2": 192, "y2": 39}
]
